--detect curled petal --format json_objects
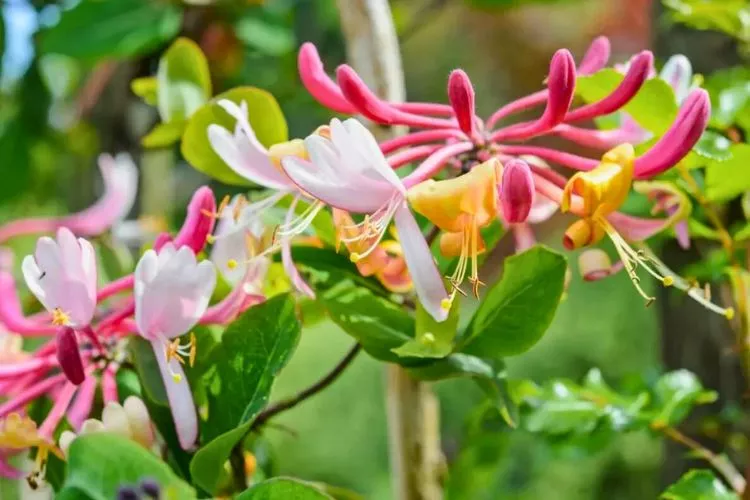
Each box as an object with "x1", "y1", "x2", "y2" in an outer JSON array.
[
  {"x1": 578, "y1": 249, "x2": 624, "y2": 281},
  {"x1": 500, "y1": 159, "x2": 534, "y2": 223},
  {"x1": 0, "y1": 271, "x2": 56, "y2": 336},
  {"x1": 565, "y1": 51, "x2": 653, "y2": 123},
  {"x1": 298, "y1": 42, "x2": 356, "y2": 114},
  {"x1": 448, "y1": 70, "x2": 477, "y2": 137},
  {"x1": 393, "y1": 203, "x2": 449, "y2": 322},
  {"x1": 634, "y1": 89, "x2": 710, "y2": 178}
]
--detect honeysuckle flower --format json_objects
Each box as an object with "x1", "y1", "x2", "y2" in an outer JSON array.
[
  {"x1": 0, "y1": 413, "x2": 63, "y2": 482},
  {"x1": 408, "y1": 158, "x2": 501, "y2": 302},
  {"x1": 0, "y1": 153, "x2": 138, "y2": 244},
  {"x1": 134, "y1": 243, "x2": 216, "y2": 450},
  {"x1": 281, "y1": 117, "x2": 450, "y2": 321},
  {"x1": 499, "y1": 159, "x2": 534, "y2": 224},
  {"x1": 559, "y1": 143, "x2": 731, "y2": 317},
  {"x1": 207, "y1": 100, "x2": 318, "y2": 297},
  {"x1": 155, "y1": 186, "x2": 217, "y2": 255},
  {"x1": 21, "y1": 228, "x2": 97, "y2": 329}
]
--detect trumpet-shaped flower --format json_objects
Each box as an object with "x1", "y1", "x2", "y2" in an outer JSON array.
[
  {"x1": 408, "y1": 158, "x2": 500, "y2": 303},
  {"x1": 0, "y1": 413, "x2": 63, "y2": 483},
  {"x1": 207, "y1": 100, "x2": 319, "y2": 297},
  {"x1": 21, "y1": 228, "x2": 97, "y2": 329},
  {"x1": 560, "y1": 144, "x2": 731, "y2": 317},
  {"x1": 281, "y1": 118, "x2": 449, "y2": 321},
  {"x1": 134, "y1": 244, "x2": 216, "y2": 450}
]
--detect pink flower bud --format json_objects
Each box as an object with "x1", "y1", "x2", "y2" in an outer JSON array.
[
  {"x1": 159, "y1": 186, "x2": 216, "y2": 255},
  {"x1": 566, "y1": 51, "x2": 653, "y2": 123},
  {"x1": 448, "y1": 70, "x2": 476, "y2": 136},
  {"x1": 545, "y1": 49, "x2": 577, "y2": 125},
  {"x1": 298, "y1": 43, "x2": 356, "y2": 114},
  {"x1": 578, "y1": 249, "x2": 624, "y2": 281},
  {"x1": 634, "y1": 89, "x2": 710, "y2": 178},
  {"x1": 500, "y1": 159, "x2": 534, "y2": 223},
  {"x1": 57, "y1": 326, "x2": 85, "y2": 385},
  {"x1": 578, "y1": 36, "x2": 611, "y2": 75}
]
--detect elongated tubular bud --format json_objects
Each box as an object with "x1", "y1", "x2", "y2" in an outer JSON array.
[
  {"x1": 565, "y1": 51, "x2": 653, "y2": 123},
  {"x1": 336, "y1": 65, "x2": 456, "y2": 129},
  {"x1": 448, "y1": 70, "x2": 477, "y2": 137},
  {"x1": 491, "y1": 49, "x2": 576, "y2": 141},
  {"x1": 159, "y1": 186, "x2": 216, "y2": 254},
  {"x1": 577, "y1": 36, "x2": 611, "y2": 75},
  {"x1": 500, "y1": 159, "x2": 535, "y2": 223},
  {"x1": 499, "y1": 146, "x2": 598, "y2": 172},
  {"x1": 552, "y1": 123, "x2": 651, "y2": 150},
  {"x1": 634, "y1": 89, "x2": 710, "y2": 179},
  {"x1": 56, "y1": 327, "x2": 85, "y2": 385},
  {"x1": 298, "y1": 43, "x2": 357, "y2": 114}
]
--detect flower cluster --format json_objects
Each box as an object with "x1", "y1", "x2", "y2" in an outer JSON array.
[{"x1": 0, "y1": 35, "x2": 732, "y2": 486}]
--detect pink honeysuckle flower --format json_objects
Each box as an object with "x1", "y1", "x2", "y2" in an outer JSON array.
[
  {"x1": 281, "y1": 117, "x2": 450, "y2": 321},
  {"x1": 0, "y1": 153, "x2": 138, "y2": 244},
  {"x1": 134, "y1": 243, "x2": 216, "y2": 450},
  {"x1": 155, "y1": 186, "x2": 217, "y2": 255},
  {"x1": 207, "y1": 100, "x2": 319, "y2": 297},
  {"x1": 21, "y1": 228, "x2": 97, "y2": 329}
]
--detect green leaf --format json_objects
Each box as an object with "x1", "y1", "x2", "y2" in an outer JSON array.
[
  {"x1": 322, "y1": 280, "x2": 414, "y2": 364},
  {"x1": 688, "y1": 218, "x2": 723, "y2": 241},
  {"x1": 459, "y1": 246, "x2": 567, "y2": 357},
  {"x1": 575, "y1": 69, "x2": 679, "y2": 135},
  {"x1": 58, "y1": 433, "x2": 195, "y2": 500},
  {"x1": 237, "y1": 477, "x2": 333, "y2": 499},
  {"x1": 704, "y1": 66, "x2": 750, "y2": 131},
  {"x1": 409, "y1": 354, "x2": 518, "y2": 427},
  {"x1": 289, "y1": 246, "x2": 387, "y2": 297},
  {"x1": 38, "y1": 0, "x2": 182, "y2": 62},
  {"x1": 157, "y1": 37, "x2": 212, "y2": 123},
  {"x1": 664, "y1": 0, "x2": 750, "y2": 40},
  {"x1": 651, "y1": 370, "x2": 717, "y2": 427},
  {"x1": 733, "y1": 223, "x2": 750, "y2": 242},
  {"x1": 142, "y1": 120, "x2": 186, "y2": 149},
  {"x1": 661, "y1": 469, "x2": 738, "y2": 500},
  {"x1": 694, "y1": 130, "x2": 733, "y2": 161},
  {"x1": 190, "y1": 294, "x2": 301, "y2": 494},
  {"x1": 705, "y1": 144, "x2": 750, "y2": 201},
  {"x1": 129, "y1": 337, "x2": 168, "y2": 406},
  {"x1": 392, "y1": 297, "x2": 460, "y2": 359},
  {"x1": 235, "y1": 17, "x2": 295, "y2": 56},
  {"x1": 182, "y1": 87, "x2": 288, "y2": 185}
]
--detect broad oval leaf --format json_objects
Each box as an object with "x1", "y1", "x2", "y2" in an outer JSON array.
[
  {"x1": 38, "y1": 0, "x2": 182, "y2": 62},
  {"x1": 190, "y1": 294, "x2": 301, "y2": 494},
  {"x1": 58, "y1": 433, "x2": 195, "y2": 500},
  {"x1": 182, "y1": 87, "x2": 288, "y2": 185},
  {"x1": 694, "y1": 130, "x2": 733, "y2": 161},
  {"x1": 459, "y1": 246, "x2": 567, "y2": 357},
  {"x1": 237, "y1": 477, "x2": 333, "y2": 499},
  {"x1": 157, "y1": 37, "x2": 212, "y2": 123},
  {"x1": 575, "y1": 69, "x2": 679, "y2": 135},
  {"x1": 651, "y1": 370, "x2": 717, "y2": 427}
]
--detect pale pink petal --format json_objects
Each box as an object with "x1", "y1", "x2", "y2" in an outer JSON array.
[
  {"x1": 152, "y1": 340, "x2": 197, "y2": 450},
  {"x1": 393, "y1": 203, "x2": 448, "y2": 322}
]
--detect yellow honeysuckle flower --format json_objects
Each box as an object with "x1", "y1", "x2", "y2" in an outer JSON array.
[{"x1": 407, "y1": 158, "x2": 501, "y2": 303}]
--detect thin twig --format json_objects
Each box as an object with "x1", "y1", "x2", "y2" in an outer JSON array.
[
  {"x1": 657, "y1": 425, "x2": 746, "y2": 493},
  {"x1": 229, "y1": 444, "x2": 246, "y2": 493},
  {"x1": 251, "y1": 343, "x2": 362, "y2": 430}
]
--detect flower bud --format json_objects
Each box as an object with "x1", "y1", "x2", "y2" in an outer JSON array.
[
  {"x1": 80, "y1": 418, "x2": 104, "y2": 434},
  {"x1": 448, "y1": 69, "x2": 476, "y2": 136},
  {"x1": 124, "y1": 396, "x2": 154, "y2": 449},
  {"x1": 101, "y1": 401, "x2": 131, "y2": 438},
  {"x1": 578, "y1": 249, "x2": 620, "y2": 281},
  {"x1": 500, "y1": 159, "x2": 534, "y2": 223},
  {"x1": 56, "y1": 326, "x2": 85, "y2": 385},
  {"x1": 59, "y1": 430, "x2": 76, "y2": 456}
]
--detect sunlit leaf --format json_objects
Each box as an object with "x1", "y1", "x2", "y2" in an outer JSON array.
[
  {"x1": 236, "y1": 478, "x2": 333, "y2": 499},
  {"x1": 705, "y1": 144, "x2": 750, "y2": 201},
  {"x1": 157, "y1": 38, "x2": 212, "y2": 123},
  {"x1": 651, "y1": 370, "x2": 718, "y2": 427},
  {"x1": 182, "y1": 87, "x2": 288, "y2": 185},
  {"x1": 142, "y1": 120, "x2": 186, "y2": 149},
  {"x1": 694, "y1": 130, "x2": 733, "y2": 161},
  {"x1": 661, "y1": 469, "x2": 738, "y2": 500}
]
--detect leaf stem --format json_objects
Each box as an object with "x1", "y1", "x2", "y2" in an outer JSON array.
[
  {"x1": 657, "y1": 425, "x2": 746, "y2": 493},
  {"x1": 251, "y1": 343, "x2": 362, "y2": 430}
]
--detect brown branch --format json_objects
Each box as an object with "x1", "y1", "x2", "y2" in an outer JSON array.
[{"x1": 251, "y1": 343, "x2": 362, "y2": 430}]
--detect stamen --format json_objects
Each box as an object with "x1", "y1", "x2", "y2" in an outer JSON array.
[
  {"x1": 51, "y1": 308, "x2": 71, "y2": 327},
  {"x1": 227, "y1": 259, "x2": 238, "y2": 270},
  {"x1": 339, "y1": 196, "x2": 402, "y2": 263},
  {"x1": 276, "y1": 200, "x2": 326, "y2": 238},
  {"x1": 163, "y1": 333, "x2": 197, "y2": 382}
]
